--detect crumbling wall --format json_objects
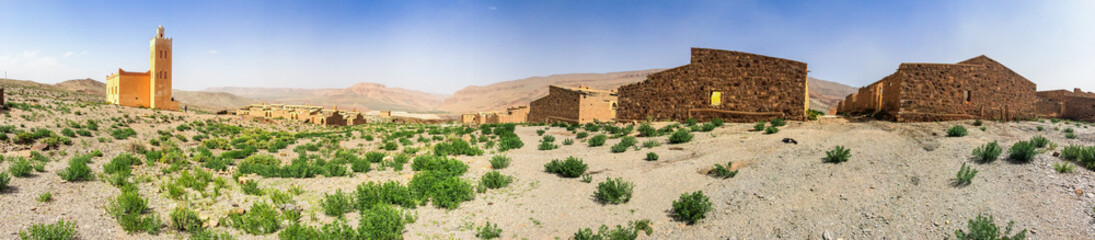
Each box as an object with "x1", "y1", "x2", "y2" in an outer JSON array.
[
  {"x1": 1061, "y1": 95, "x2": 1095, "y2": 122},
  {"x1": 617, "y1": 48, "x2": 808, "y2": 122},
  {"x1": 528, "y1": 86, "x2": 582, "y2": 123},
  {"x1": 497, "y1": 106, "x2": 529, "y2": 123}
]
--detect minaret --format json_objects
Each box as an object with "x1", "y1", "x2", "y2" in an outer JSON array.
[{"x1": 149, "y1": 26, "x2": 175, "y2": 110}]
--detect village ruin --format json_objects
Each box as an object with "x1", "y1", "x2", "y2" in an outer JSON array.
[
  {"x1": 617, "y1": 48, "x2": 809, "y2": 123},
  {"x1": 526, "y1": 85, "x2": 618, "y2": 124},
  {"x1": 105, "y1": 26, "x2": 180, "y2": 111},
  {"x1": 235, "y1": 104, "x2": 370, "y2": 126}
]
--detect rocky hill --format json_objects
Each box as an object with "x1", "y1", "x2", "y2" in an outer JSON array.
[
  {"x1": 438, "y1": 69, "x2": 664, "y2": 113},
  {"x1": 207, "y1": 82, "x2": 447, "y2": 112},
  {"x1": 51, "y1": 79, "x2": 258, "y2": 112},
  {"x1": 808, "y1": 77, "x2": 857, "y2": 112}
]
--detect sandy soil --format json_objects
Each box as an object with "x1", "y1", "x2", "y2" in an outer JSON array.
[{"x1": 1, "y1": 84, "x2": 1094, "y2": 239}]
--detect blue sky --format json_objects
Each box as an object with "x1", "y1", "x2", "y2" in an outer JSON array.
[{"x1": 1, "y1": 0, "x2": 1093, "y2": 94}]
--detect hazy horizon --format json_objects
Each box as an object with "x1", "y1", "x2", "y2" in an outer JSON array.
[{"x1": 2, "y1": 0, "x2": 1094, "y2": 94}]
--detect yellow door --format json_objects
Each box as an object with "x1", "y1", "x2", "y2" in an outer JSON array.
[{"x1": 711, "y1": 91, "x2": 722, "y2": 106}]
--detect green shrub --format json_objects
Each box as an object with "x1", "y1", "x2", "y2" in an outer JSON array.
[
  {"x1": 103, "y1": 153, "x2": 142, "y2": 175},
  {"x1": 708, "y1": 161, "x2": 738, "y2": 178},
  {"x1": 576, "y1": 132, "x2": 590, "y2": 139},
  {"x1": 1059, "y1": 145, "x2": 1086, "y2": 161},
  {"x1": 572, "y1": 219, "x2": 652, "y2": 240},
  {"x1": 170, "y1": 206, "x2": 204, "y2": 233},
  {"x1": 972, "y1": 141, "x2": 1003, "y2": 163},
  {"x1": 972, "y1": 119, "x2": 983, "y2": 126},
  {"x1": 107, "y1": 187, "x2": 161, "y2": 234},
  {"x1": 538, "y1": 140, "x2": 558, "y2": 150},
  {"x1": 645, "y1": 152, "x2": 659, "y2": 161},
  {"x1": 1064, "y1": 128, "x2": 1074, "y2": 133},
  {"x1": 642, "y1": 140, "x2": 660, "y2": 149},
  {"x1": 9, "y1": 158, "x2": 32, "y2": 177},
  {"x1": 61, "y1": 128, "x2": 76, "y2": 138},
  {"x1": 0, "y1": 172, "x2": 8, "y2": 192},
  {"x1": 241, "y1": 180, "x2": 264, "y2": 196},
  {"x1": 671, "y1": 191, "x2": 712, "y2": 225},
  {"x1": 321, "y1": 189, "x2": 354, "y2": 218},
  {"x1": 947, "y1": 125, "x2": 968, "y2": 137},
  {"x1": 225, "y1": 201, "x2": 281, "y2": 235},
  {"x1": 18, "y1": 220, "x2": 78, "y2": 240},
  {"x1": 1066, "y1": 133, "x2": 1077, "y2": 139},
  {"x1": 824, "y1": 146, "x2": 851, "y2": 163},
  {"x1": 536, "y1": 129, "x2": 546, "y2": 136},
  {"x1": 669, "y1": 129, "x2": 693, "y2": 144},
  {"x1": 111, "y1": 128, "x2": 137, "y2": 140},
  {"x1": 954, "y1": 162, "x2": 977, "y2": 186},
  {"x1": 278, "y1": 221, "x2": 357, "y2": 240},
  {"x1": 1054, "y1": 162, "x2": 1075, "y2": 173},
  {"x1": 588, "y1": 134, "x2": 608, "y2": 147},
  {"x1": 58, "y1": 155, "x2": 93, "y2": 182},
  {"x1": 358, "y1": 204, "x2": 412, "y2": 240},
  {"x1": 1008, "y1": 141, "x2": 1036, "y2": 163},
  {"x1": 1029, "y1": 136, "x2": 1049, "y2": 148},
  {"x1": 355, "y1": 181, "x2": 418, "y2": 209},
  {"x1": 544, "y1": 157, "x2": 588, "y2": 178},
  {"x1": 433, "y1": 139, "x2": 484, "y2": 156},
  {"x1": 764, "y1": 126, "x2": 779, "y2": 134},
  {"x1": 1036, "y1": 126, "x2": 1044, "y2": 131},
  {"x1": 610, "y1": 137, "x2": 637, "y2": 153},
  {"x1": 594, "y1": 178, "x2": 633, "y2": 205},
  {"x1": 562, "y1": 138, "x2": 574, "y2": 145},
  {"x1": 498, "y1": 133, "x2": 524, "y2": 152},
  {"x1": 753, "y1": 121, "x2": 766, "y2": 131},
  {"x1": 479, "y1": 171, "x2": 513, "y2": 191},
  {"x1": 410, "y1": 155, "x2": 468, "y2": 175},
  {"x1": 770, "y1": 118, "x2": 786, "y2": 127},
  {"x1": 807, "y1": 109, "x2": 825, "y2": 120},
  {"x1": 954, "y1": 214, "x2": 1027, "y2": 240},
  {"x1": 38, "y1": 192, "x2": 52, "y2": 202},
  {"x1": 409, "y1": 171, "x2": 474, "y2": 209},
  {"x1": 489, "y1": 155, "x2": 510, "y2": 169},
  {"x1": 476, "y1": 221, "x2": 502, "y2": 240},
  {"x1": 637, "y1": 123, "x2": 657, "y2": 137},
  {"x1": 76, "y1": 129, "x2": 92, "y2": 137}
]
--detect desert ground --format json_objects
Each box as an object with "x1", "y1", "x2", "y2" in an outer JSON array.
[{"x1": 1, "y1": 83, "x2": 1094, "y2": 240}]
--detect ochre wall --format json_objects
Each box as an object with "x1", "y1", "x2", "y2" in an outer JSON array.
[
  {"x1": 106, "y1": 70, "x2": 152, "y2": 108},
  {"x1": 528, "y1": 86, "x2": 582, "y2": 123},
  {"x1": 1038, "y1": 89, "x2": 1095, "y2": 122},
  {"x1": 617, "y1": 48, "x2": 808, "y2": 123}
]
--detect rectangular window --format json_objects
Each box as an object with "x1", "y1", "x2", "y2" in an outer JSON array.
[
  {"x1": 964, "y1": 90, "x2": 971, "y2": 103},
  {"x1": 710, "y1": 91, "x2": 722, "y2": 106}
]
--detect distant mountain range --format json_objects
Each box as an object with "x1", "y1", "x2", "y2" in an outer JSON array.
[{"x1": 36, "y1": 70, "x2": 857, "y2": 114}]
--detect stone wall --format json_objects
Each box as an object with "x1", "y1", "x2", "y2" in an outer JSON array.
[
  {"x1": 836, "y1": 56, "x2": 1037, "y2": 122},
  {"x1": 528, "y1": 86, "x2": 616, "y2": 124},
  {"x1": 617, "y1": 48, "x2": 808, "y2": 123},
  {"x1": 1038, "y1": 89, "x2": 1095, "y2": 122},
  {"x1": 497, "y1": 106, "x2": 529, "y2": 123}
]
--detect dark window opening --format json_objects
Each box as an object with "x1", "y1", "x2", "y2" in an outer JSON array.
[{"x1": 963, "y1": 90, "x2": 972, "y2": 103}]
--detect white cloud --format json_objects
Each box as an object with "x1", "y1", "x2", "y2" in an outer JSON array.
[
  {"x1": 63, "y1": 51, "x2": 74, "y2": 57},
  {"x1": 488, "y1": 6, "x2": 497, "y2": 11}
]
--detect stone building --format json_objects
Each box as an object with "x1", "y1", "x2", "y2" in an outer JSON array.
[
  {"x1": 460, "y1": 106, "x2": 530, "y2": 125},
  {"x1": 617, "y1": 48, "x2": 809, "y2": 122},
  {"x1": 527, "y1": 85, "x2": 617, "y2": 124},
  {"x1": 105, "y1": 26, "x2": 179, "y2": 110},
  {"x1": 836, "y1": 55, "x2": 1037, "y2": 122},
  {"x1": 1035, "y1": 88, "x2": 1095, "y2": 122},
  {"x1": 236, "y1": 104, "x2": 367, "y2": 126}
]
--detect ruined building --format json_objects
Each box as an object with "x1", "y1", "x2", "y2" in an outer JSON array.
[
  {"x1": 105, "y1": 26, "x2": 179, "y2": 111},
  {"x1": 617, "y1": 48, "x2": 809, "y2": 122},
  {"x1": 527, "y1": 86, "x2": 617, "y2": 124},
  {"x1": 236, "y1": 104, "x2": 367, "y2": 126},
  {"x1": 1035, "y1": 88, "x2": 1095, "y2": 122},
  {"x1": 461, "y1": 106, "x2": 530, "y2": 125},
  {"x1": 836, "y1": 55, "x2": 1037, "y2": 122}
]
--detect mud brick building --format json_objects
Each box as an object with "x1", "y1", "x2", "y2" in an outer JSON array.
[
  {"x1": 836, "y1": 55, "x2": 1037, "y2": 122},
  {"x1": 236, "y1": 104, "x2": 366, "y2": 126},
  {"x1": 497, "y1": 106, "x2": 530, "y2": 123},
  {"x1": 1036, "y1": 88, "x2": 1095, "y2": 122},
  {"x1": 617, "y1": 48, "x2": 809, "y2": 123},
  {"x1": 528, "y1": 85, "x2": 617, "y2": 124}
]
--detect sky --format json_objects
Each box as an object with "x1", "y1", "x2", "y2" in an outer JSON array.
[{"x1": 1, "y1": 0, "x2": 1093, "y2": 94}]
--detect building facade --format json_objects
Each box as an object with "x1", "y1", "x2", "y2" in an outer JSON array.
[
  {"x1": 836, "y1": 55, "x2": 1037, "y2": 122},
  {"x1": 1036, "y1": 89, "x2": 1095, "y2": 122},
  {"x1": 106, "y1": 26, "x2": 179, "y2": 110},
  {"x1": 617, "y1": 48, "x2": 809, "y2": 123},
  {"x1": 527, "y1": 85, "x2": 617, "y2": 124}
]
